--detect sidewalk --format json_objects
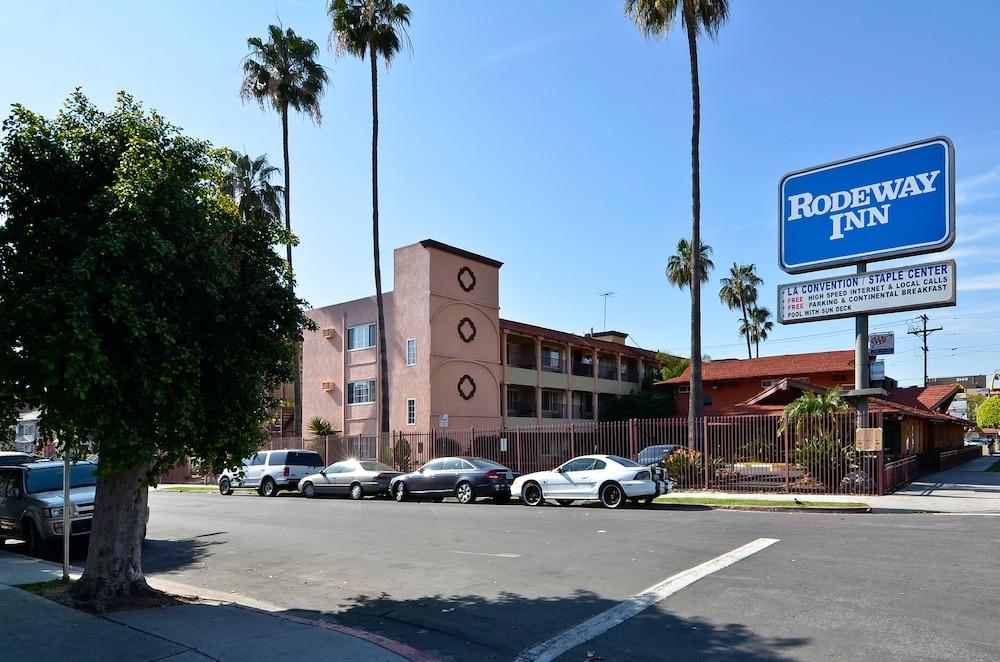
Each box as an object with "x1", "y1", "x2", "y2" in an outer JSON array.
[
  {"x1": 0, "y1": 551, "x2": 427, "y2": 662},
  {"x1": 667, "y1": 454, "x2": 1000, "y2": 514}
]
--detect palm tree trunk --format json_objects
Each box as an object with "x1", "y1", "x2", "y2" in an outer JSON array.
[
  {"x1": 281, "y1": 106, "x2": 303, "y2": 439},
  {"x1": 740, "y1": 300, "x2": 752, "y2": 359},
  {"x1": 685, "y1": 1, "x2": 704, "y2": 452},
  {"x1": 371, "y1": 46, "x2": 390, "y2": 436}
]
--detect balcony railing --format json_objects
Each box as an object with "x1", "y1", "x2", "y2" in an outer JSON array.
[
  {"x1": 541, "y1": 358, "x2": 565, "y2": 374},
  {"x1": 541, "y1": 403, "x2": 567, "y2": 419},
  {"x1": 507, "y1": 403, "x2": 537, "y2": 418},
  {"x1": 506, "y1": 347, "x2": 536, "y2": 369},
  {"x1": 572, "y1": 362, "x2": 594, "y2": 378},
  {"x1": 598, "y1": 363, "x2": 616, "y2": 380}
]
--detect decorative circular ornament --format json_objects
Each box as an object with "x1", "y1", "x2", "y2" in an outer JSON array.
[
  {"x1": 458, "y1": 317, "x2": 477, "y2": 343},
  {"x1": 457, "y1": 266, "x2": 477, "y2": 292},
  {"x1": 457, "y1": 374, "x2": 477, "y2": 400}
]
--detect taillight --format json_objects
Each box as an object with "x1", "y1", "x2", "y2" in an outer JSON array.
[
  {"x1": 634, "y1": 471, "x2": 650, "y2": 480},
  {"x1": 283, "y1": 467, "x2": 289, "y2": 477},
  {"x1": 485, "y1": 470, "x2": 499, "y2": 480}
]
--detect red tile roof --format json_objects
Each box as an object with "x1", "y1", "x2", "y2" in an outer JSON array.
[
  {"x1": 499, "y1": 319, "x2": 660, "y2": 360},
  {"x1": 660, "y1": 350, "x2": 857, "y2": 385},
  {"x1": 889, "y1": 384, "x2": 961, "y2": 413}
]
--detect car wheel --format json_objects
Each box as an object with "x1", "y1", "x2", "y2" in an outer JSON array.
[
  {"x1": 394, "y1": 482, "x2": 407, "y2": 502},
  {"x1": 556, "y1": 499, "x2": 575, "y2": 506},
  {"x1": 349, "y1": 483, "x2": 364, "y2": 501},
  {"x1": 599, "y1": 482, "x2": 625, "y2": 509},
  {"x1": 455, "y1": 482, "x2": 476, "y2": 504},
  {"x1": 261, "y1": 477, "x2": 278, "y2": 497},
  {"x1": 302, "y1": 481, "x2": 316, "y2": 499},
  {"x1": 521, "y1": 482, "x2": 544, "y2": 506},
  {"x1": 219, "y1": 477, "x2": 232, "y2": 495},
  {"x1": 24, "y1": 520, "x2": 51, "y2": 559}
]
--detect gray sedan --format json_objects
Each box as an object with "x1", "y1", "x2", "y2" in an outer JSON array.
[{"x1": 298, "y1": 459, "x2": 401, "y2": 500}]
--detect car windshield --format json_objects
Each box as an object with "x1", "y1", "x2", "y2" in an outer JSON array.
[
  {"x1": 26, "y1": 464, "x2": 97, "y2": 493},
  {"x1": 608, "y1": 455, "x2": 644, "y2": 468},
  {"x1": 469, "y1": 459, "x2": 507, "y2": 470},
  {"x1": 360, "y1": 461, "x2": 393, "y2": 472}
]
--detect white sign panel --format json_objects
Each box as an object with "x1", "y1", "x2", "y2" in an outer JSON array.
[
  {"x1": 870, "y1": 360, "x2": 885, "y2": 381},
  {"x1": 438, "y1": 413, "x2": 449, "y2": 428},
  {"x1": 778, "y1": 259, "x2": 956, "y2": 324},
  {"x1": 869, "y1": 332, "x2": 895, "y2": 356}
]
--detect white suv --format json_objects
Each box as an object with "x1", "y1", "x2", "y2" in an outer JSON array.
[{"x1": 218, "y1": 449, "x2": 324, "y2": 497}]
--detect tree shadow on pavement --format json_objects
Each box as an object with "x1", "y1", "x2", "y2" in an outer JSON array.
[
  {"x1": 280, "y1": 589, "x2": 810, "y2": 662},
  {"x1": 140, "y1": 533, "x2": 224, "y2": 574}
]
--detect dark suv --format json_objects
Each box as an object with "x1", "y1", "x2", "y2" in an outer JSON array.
[{"x1": 0, "y1": 461, "x2": 97, "y2": 556}]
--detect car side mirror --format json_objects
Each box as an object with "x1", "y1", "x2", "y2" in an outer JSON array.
[
  {"x1": 555, "y1": 467, "x2": 564, "y2": 473},
  {"x1": 320, "y1": 470, "x2": 326, "y2": 475}
]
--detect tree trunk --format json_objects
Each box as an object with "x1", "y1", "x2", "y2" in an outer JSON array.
[
  {"x1": 685, "y1": 1, "x2": 704, "y2": 453},
  {"x1": 69, "y1": 465, "x2": 152, "y2": 611},
  {"x1": 740, "y1": 299, "x2": 752, "y2": 359},
  {"x1": 371, "y1": 46, "x2": 390, "y2": 436},
  {"x1": 281, "y1": 107, "x2": 303, "y2": 439}
]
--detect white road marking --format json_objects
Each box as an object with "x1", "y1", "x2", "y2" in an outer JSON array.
[
  {"x1": 450, "y1": 550, "x2": 522, "y2": 558},
  {"x1": 933, "y1": 512, "x2": 1000, "y2": 516},
  {"x1": 514, "y1": 537, "x2": 780, "y2": 662}
]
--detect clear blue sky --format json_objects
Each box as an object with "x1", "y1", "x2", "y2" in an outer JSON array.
[{"x1": 5, "y1": 1, "x2": 999, "y2": 386}]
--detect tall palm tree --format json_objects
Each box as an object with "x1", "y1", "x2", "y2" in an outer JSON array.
[
  {"x1": 224, "y1": 150, "x2": 284, "y2": 224},
  {"x1": 328, "y1": 0, "x2": 411, "y2": 436},
  {"x1": 241, "y1": 24, "x2": 328, "y2": 438},
  {"x1": 665, "y1": 238, "x2": 713, "y2": 290},
  {"x1": 719, "y1": 263, "x2": 763, "y2": 359},
  {"x1": 626, "y1": 0, "x2": 730, "y2": 444},
  {"x1": 749, "y1": 305, "x2": 773, "y2": 358}
]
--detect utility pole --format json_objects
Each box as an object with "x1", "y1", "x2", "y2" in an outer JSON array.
[
  {"x1": 908, "y1": 314, "x2": 943, "y2": 387},
  {"x1": 599, "y1": 292, "x2": 616, "y2": 331}
]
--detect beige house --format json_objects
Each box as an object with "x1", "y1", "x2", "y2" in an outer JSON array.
[{"x1": 301, "y1": 240, "x2": 660, "y2": 436}]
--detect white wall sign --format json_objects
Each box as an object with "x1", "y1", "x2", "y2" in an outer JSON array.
[
  {"x1": 870, "y1": 360, "x2": 885, "y2": 381},
  {"x1": 869, "y1": 332, "x2": 895, "y2": 356},
  {"x1": 438, "y1": 413, "x2": 449, "y2": 428},
  {"x1": 778, "y1": 259, "x2": 956, "y2": 324}
]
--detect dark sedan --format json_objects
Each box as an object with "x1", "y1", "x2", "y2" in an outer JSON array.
[{"x1": 390, "y1": 457, "x2": 518, "y2": 504}]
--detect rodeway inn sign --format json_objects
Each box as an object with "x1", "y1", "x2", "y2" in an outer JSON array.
[{"x1": 779, "y1": 137, "x2": 955, "y2": 273}]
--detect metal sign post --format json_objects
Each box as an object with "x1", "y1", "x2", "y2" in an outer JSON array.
[
  {"x1": 62, "y1": 447, "x2": 70, "y2": 581},
  {"x1": 854, "y1": 263, "x2": 869, "y2": 428}
]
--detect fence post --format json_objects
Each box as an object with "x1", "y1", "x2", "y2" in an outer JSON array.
[
  {"x1": 702, "y1": 417, "x2": 710, "y2": 490},
  {"x1": 570, "y1": 423, "x2": 575, "y2": 457},
  {"x1": 783, "y1": 415, "x2": 790, "y2": 494},
  {"x1": 515, "y1": 427, "x2": 522, "y2": 474},
  {"x1": 470, "y1": 427, "x2": 476, "y2": 457},
  {"x1": 628, "y1": 419, "x2": 637, "y2": 460}
]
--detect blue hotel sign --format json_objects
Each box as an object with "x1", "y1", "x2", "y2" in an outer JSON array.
[{"x1": 780, "y1": 137, "x2": 955, "y2": 274}]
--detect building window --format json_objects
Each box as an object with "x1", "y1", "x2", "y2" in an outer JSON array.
[
  {"x1": 406, "y1": 338, "x2": 416, "y2": 366},
  {"x1": 406, "y1": 398, "x2": 416, "y2": 425},
  {"x1": 347, "y1": 379, "x2": 376, "y2": 405},
  {"x1": 347, "y1": 323, "x2": 376, "y2": 351},
  {"x1": 678, "y1": 384, "x2": 690, "y2": 394}
]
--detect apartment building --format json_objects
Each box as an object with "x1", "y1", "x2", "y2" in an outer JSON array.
[{"x1": 301, "y1": 240, "x2": 661, "y2": 436}]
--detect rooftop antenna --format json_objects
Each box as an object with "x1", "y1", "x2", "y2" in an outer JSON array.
[{"x1": 599, "y1": 291, "x2": 616, "y2": 331}]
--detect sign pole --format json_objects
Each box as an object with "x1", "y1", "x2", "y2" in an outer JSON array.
[
  {"x1": 855, "y1": 262, "x2": 869, "y2": 429},
  {"x1": 62, "y1": 447, "x2": 71, "y2": 581}
]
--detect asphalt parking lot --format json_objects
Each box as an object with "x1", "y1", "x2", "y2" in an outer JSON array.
[{"x1": 135, "y1": 491, "x2": 998, "y2": 661}]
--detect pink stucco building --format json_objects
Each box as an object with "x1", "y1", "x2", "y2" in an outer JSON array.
[{"x1": 301, "y1": 240, "x2": 660, "y2": 436}]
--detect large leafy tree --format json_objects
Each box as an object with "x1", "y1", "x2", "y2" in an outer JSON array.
[
  {"x1": 665, "y1": 238, "x2": 713, "y2": 290},
  {"x1": 241, "y1": 24, "x2": 328, "y2": 438},
  {"x1": 626, "y1": 0, "x2": 730, "y2": 446},
  {"x1": 719, "y1": 262, "x2": 763, "y2": 359},
  {"x1": 976, "y1": 396, "x2": 1000, "y2": 430},
  {"x1": 0, "y1": 92, "x2": 309, "y2": 608},
  {"x1": 328, "y1": 0, "x2": 411, "y2": 435}
]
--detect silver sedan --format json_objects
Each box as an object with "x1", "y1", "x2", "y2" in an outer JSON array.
[{"x1": 298, "y1": 459, "x2": 401, "y2": 500}]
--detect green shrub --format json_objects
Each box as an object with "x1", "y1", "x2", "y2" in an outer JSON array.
[
  {"x1": 663, "y1": 448, "x2": 702, "y2": 487},
  {"x1": 393, "y1": 438, "x2": 412, "y2": 472}
]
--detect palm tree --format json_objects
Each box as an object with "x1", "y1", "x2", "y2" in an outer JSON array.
[
  {"x1": 749, "y1": 305, "x2": 773, "y2": 358},
  {"x1": 224, "y1": 151, "x2": 284, "y2": 224},
  {"x1": 778, "y1": 389, "x2": 848, "y2": 439},
  {"x1": 665, "y1": 238, "x2": 713, "y2": 290},
  {"x1": 719, "y1": 263, "x2": 763, "y2": 359},
  {"x1": 241, "y1": 24, "x2": 328, "y2": 438},
  {"x1": 626, "y1": 0, "x2": 730, "y2": 445},
  {"x1": 328, "y1": 0, "x2": 411, "y2": 437}
]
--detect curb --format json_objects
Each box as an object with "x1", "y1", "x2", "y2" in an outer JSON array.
[
  {"x1": 278, "y1": 611, "x2": 440, "y2": 662},
  {"x1": 656, "y1": 503, "x2": 872, "y2": 514}
]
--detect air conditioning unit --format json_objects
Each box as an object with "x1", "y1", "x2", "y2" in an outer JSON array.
[
  {"x1": 321, "y1": 381, "x2": 335, "y2": 391},
  {"x1": 322, "y1": 328, "x2": 336, "y2": 340}
]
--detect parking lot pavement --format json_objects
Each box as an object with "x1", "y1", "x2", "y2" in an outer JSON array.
[{"x1": 142, "y1": 491, "x2": 1000, "y2": 662}]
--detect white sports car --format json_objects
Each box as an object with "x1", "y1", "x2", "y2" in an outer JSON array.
[{"x1": 511, "y1": 454, "x2": 672, "y2": 509}]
